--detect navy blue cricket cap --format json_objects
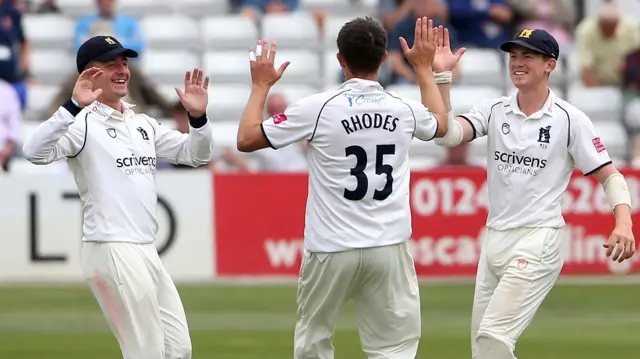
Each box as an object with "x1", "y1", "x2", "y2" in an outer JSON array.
[
  {"x1": 76, "y1": 36, "x2": 139, "y2": 73},
  {"x1": 499, "y1": 29, "x2": 559, "y2": 60}
]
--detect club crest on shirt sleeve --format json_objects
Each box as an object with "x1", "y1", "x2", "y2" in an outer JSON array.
[
  {"x1": 272, "y1": 113, "x2": 288, "y2": 125},
  {"x1": 592, "y1": 137, "x2": 606, "y2": 153}
]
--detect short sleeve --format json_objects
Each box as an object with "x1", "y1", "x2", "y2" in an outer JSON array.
[
  {"x1": 406, "y1": 99, "x2": 438, "y2": 141},
  {"x1": 261, "y1": 97, "x2": 318, "y2": 149},
  {"x1": 568, "y1": 111, "x2": 612, "y2": 175},
  {"x1": 457, "y1": 98, "x2": 499, "y2": 140}
]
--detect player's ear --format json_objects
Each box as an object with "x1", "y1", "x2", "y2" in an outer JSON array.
[
  {"x1": 336, "y1": 53, "x2": 346, "y2": 69},
  {"x1": 381, "y1": 51, "x2": 388, "y2": 65},
  {"x1": 545, "y1": 57, "x2": 556, "y2": 74}
]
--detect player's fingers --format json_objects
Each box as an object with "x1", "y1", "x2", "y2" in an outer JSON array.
[
  {"x1": 175, "y1": 87, "x2": 185, "y2": 101},
  {"x1": 184, "y1": 71, "x2": 191, "y2": 89},
  {"x1": 203, "y1": 76, "x2": 210, "y2": 90},
  {"x1": 604, "y1": 236, "x2": 615, "y2": 256},
  {"x1": 622, "y1": 239, "x2": 635, "y2": 261},
  {"x1": 90, "y1": 70, "x2": 104, "y2": 81},
  {"x1": 93, "y1": 88, "x2": 103, "y2": 98},
  {"x1": 276, "y1": 61, "x2": 290, "y2": 77},
  {"x1": 196, "y1": 68, "x2": 203, "y2": 87},
  {"x1": 269, "y1": 41, "x2": 277, "y2": 63},
  {"x1": 444, "y1": 27, "x2": 450, "y2": 48},
  {"x1": 191, "y1": 68, "x2": 199, "y2": 85},
  {"x1": 255, "y1": 40, "x2": 264, "y2": 61},
  {"x1": 414, "y1": 18, "x2": 421, "y2": 49},
  {"x1": 399, "y1": 37, "x2": 410, "y2": 55},
  {"x1": 455, "y1": 47, "x2": 467, "y2": 59},
  {"x1": 248, "y1": 46, "x2": 256, "y2": 63},
  {"x1": 261, "y1": 39, "x2": 268, "y2": 62},
  {"x1": 423, "y1": 17, "x2": 431, "y2": 44},
  {"x1": 612, "y1": 239, "x2": 624, "y2": 262}
]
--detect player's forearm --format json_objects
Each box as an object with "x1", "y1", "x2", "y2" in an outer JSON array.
[
  {"x1": 237, "y1": 85, "x2": 269, "y2": 152},
  {"x1": 416, "y1": 68, "x2": 448, "y2": 136},
  {"x1": 614, "y1": 204, "x2": 633, "y2": 227},
  {"x1": 22, "y1": 103, "x2": 78, "y2": 164},
  {"x1": 437, "y1": 82, "x2": 453, "y2": 112},
  {"x1": 184, "y1": 119, "x2": 213, "y2": 167}
]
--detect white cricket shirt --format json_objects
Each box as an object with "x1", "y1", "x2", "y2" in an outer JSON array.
[
  {"x1": 459, "y1": 89, "x2": 612, "y2": 230},
  {"x1": 261, "y1": 78, "x2": 439, "y2": 252},
  {"x1": 22, "y1": 101, "x2": 213, "y2": 244}
]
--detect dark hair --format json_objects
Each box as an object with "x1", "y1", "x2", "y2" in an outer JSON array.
[{"x1": 337, "y1": 17, "x2": 387, "y2": 75}]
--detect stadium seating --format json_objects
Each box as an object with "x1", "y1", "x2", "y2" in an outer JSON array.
[{"x1": 14, "y1": 3, "x2": 636, "y2": 171}]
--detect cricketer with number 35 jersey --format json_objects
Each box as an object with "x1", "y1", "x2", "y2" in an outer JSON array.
[{"x1": 261, "y1": 78, "x2": 439, "y2": 253}]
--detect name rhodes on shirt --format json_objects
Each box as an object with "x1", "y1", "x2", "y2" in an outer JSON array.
[
  {"x1": 115, "y1": 154, "x2": 157, "y2": 175},
  {"x1": 493, "y1": 150, "x2": 547, "y2": 176}
]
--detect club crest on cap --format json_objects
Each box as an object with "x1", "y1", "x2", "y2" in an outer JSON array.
[
  {"x1": 518, "y1": 29, "x2": 534, "y2": 39},
  {"x1": 105, "y1": 37, "x2": 116, "y2": 45}
]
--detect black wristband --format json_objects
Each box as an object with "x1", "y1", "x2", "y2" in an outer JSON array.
[
  {"x1": 62, "y1": 99, "x2": 82, "y2": 117},
  {"x1": 188, "y1": 112, "x2": 208, "y2": 129}
]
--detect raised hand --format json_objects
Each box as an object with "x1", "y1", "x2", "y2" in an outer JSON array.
[
  {"x1": 249, "y1": 39, "x2": 290, "y2": 90},
  {"x1": 399, "y1": 17, "x2": 437, "y2": 71},
  {"x1": 72, "y1": 67, "x2": 103, "y2": 107},
  {"x1": 432, "y1": 25, "x2": 466, "y2": 73},
  {"x1": 176, "y1": 68, "x2": 209, "y2": 118}
]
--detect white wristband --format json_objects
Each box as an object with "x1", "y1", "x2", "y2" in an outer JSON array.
[
  {"x1": 434, "y1": 71, "x2": 453, "y2": 84},
  {"x1": 603, "y1": 173, "x2": 632, "y2": 211},
  {"x1": 433, "y1": 111, "x2": 463, "y2": 147}
]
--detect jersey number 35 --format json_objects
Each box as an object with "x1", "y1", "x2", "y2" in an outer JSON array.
[{"x1": 344, "y1": 144, "x2": 395, "y2": 201}]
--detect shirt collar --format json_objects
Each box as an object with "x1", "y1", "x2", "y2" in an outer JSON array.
[
  {"x1": 504, "y1": 88, "x2": 556, "y2": 119},
  {"x1": 338, "y1": 78, "x2": 384, "y2": 91},
  {"x1": 87, "y1": 100, "x2": 136, "y2": 121}
]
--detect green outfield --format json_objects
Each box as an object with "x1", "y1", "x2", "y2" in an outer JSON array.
[{"x1": 0, "y1": 282, "x2": 638, "y2": 358}]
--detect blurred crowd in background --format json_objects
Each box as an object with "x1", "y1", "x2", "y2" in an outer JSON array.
[{"x1": 1, "y1": 0, "x2": 640, "y2": 174}]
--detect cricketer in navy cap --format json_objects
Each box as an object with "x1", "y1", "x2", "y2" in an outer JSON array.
[
  {"x1": 499, "y1": 28, "x2": 560, "y2": 60},
  {"x1": 76, "y1": 35, "x2": 139, "y2": 74}
]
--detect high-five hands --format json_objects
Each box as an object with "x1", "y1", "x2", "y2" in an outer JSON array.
[
  {"x1": 249, "y1": 39, "x2": 290, "y2": 90},
  {"x1": 399, "y1": 17, "x2": 437, "y2": 72},
  {"x1": 432, "y1": 25, "x2": 466, "y2": 73},
  {"x1": 176, "y1": 68, "x2": 209, "y2": 118},
  {"x1": 72, "y1": 67, "x2": 104, "y2": 108}
]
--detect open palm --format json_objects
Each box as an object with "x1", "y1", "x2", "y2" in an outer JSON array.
[
  {"x1": 432, "y1": 26, "x2": 466, "y2": 73},
  {"x1": 176, "y1": 68, "x2": 209, "y2": 117}
]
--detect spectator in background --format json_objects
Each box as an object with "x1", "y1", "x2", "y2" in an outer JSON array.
[
  {"x1": 621, "y1": 47, "x2": 640, "y2": 166},
  {"x1": 447, "y1": 0, "x2": 513, "y2": 48},
  {"x1": 45, "y1": 64, "x2": 174, "y2": 117},
  {"x1": 575, "y1": 1, "x2": 640, "y2": 87},
  {"x1": 388, "y1": 0, "x2": 458, "y2": 84},
  {"x1": 239, "y1": 0, "x2": 326, "y2": 34},
  {"x1": 74, "y1": 0, "x2": 143, "y2": 55},
  {"x1": 248, "y1": 93, "x2": 308, "y2": 172},
  {"x1": 379, "y1": 0, "x2": 413, "y2": 30},
  {"x1": 508, "y1": 0, "x2": 575, "y2": 48},
  {"x1": 0, "y1": 0, "x2": 30, "y2": 109},
  {"x1": 161, "y1": 102, "x2": 251, "y2": 172},
  {"x1": 436, "y1": 142, "x2": 485, "y2": 168},
  {"x1": 0, "y1": 78, "x2": 21, "y2": 172},
  {"x1": 33, "y1": 0, "x2": 60, "y2": 14}
]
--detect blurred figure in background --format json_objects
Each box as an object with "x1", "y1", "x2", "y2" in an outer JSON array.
[
  {"x1": 0, "y1": 0, "x2": 30, "y2": 109},
  {"x1": 379, "y1": 0, "x2": 413, "y2": 30},
  {"x1": 575, "y1": 1, "x2": 640, "y2": 87},
  {"x1": 74, "y1": 0, "x2": 144, "y2": 55},
  {"x1": 388, "y1": 0, "x2": 458, "y2": 84},
  {"x1": 437, "y1": 142, "x2": 485, "y2": 169},
  {"x1": 248, "y1": 92, "x2": 308, "y2": 172},
  {"x1": 621, "y1": 46, "x2": 640, "y2": 166},
  {"x1": 239, "y1": 0, "x2": 326, "y2": 33},
  {"x1": 446, "y1": 0, "x2": 513, "y2": 48},
  {"x1": 508, "y1": 0, "x2": 575, "y2": 48},
  {"x1": 33, "y1": 0, "x2": 60, "y2": 14},
  {"x1": 163, "y1": 102, "x2": 251, "y2": 172},
  {"x1": 0, "y1": 78, "x2": 20, "y2": 172}
]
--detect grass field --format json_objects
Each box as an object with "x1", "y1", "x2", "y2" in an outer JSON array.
[{"x1": 0, "y1": 283, "x2": 639, "y2": 358}]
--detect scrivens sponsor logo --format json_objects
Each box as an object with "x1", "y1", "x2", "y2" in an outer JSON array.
[
  {"x1": 116, "y1": 154, "x2": 156, "y2": 175},
  {"x1": 493, "y1": 151, "x2": 547, "y2": 176}
]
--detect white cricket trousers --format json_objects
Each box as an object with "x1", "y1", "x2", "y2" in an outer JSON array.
[
  {"x1": 471, "y1": 227, "x2": 566, "y2": 359},
  {"x1": 294, "y1": 241, "x2": 421, "y2": 359},
  {"x1": 81, "y1": 241, "x2": 192, "y2": 359}
]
